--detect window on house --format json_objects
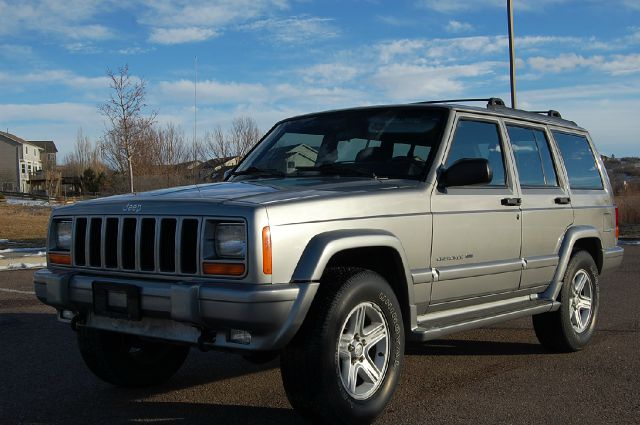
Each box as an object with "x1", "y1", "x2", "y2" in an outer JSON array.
[{"x1": 21, "y1": 164, "x2": 26, "y2": 174}]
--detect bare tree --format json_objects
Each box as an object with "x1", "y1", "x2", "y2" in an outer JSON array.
[
  {"x1": 204, "y1": 125, "x2": 230, "y2": 160},
  {"x1": 99, "y1": 65, "x2": 155, "y2": 193},
  {"x1": 229, "y1": 116, "x2": 260, "y2": 157},
  {"x1": 65, "y1": 128, "x2": 99, "y2": 176}
]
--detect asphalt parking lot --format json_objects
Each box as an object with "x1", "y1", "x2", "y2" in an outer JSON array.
[{"x1": 1, "y1": 246, "x2": 638, "y2": 425}]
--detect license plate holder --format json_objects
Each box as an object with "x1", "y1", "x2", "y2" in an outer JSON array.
[{"x1": 92, "y1": 282, "x2": 141, "y2": 321}]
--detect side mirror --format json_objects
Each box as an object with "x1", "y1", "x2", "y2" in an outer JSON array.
[
  {"x1": 441, "y1": 158, "x2": 493, "y2": 187},
  {"x1": 223, "y1": 168, "x2": 235, "y2": 181}
]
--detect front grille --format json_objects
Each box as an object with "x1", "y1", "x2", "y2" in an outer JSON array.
[{"x1": 72, "y1": 216, "x2": 201, "y2": 275}]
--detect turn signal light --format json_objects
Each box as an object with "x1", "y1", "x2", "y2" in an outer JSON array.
[
  {"x1": 202, "y1": 262, "x2": 245, "y2": 276},
  {"x1": 262, "y1": 226, "x2": 272, "y2": 275},
  {"x1": 48, "y1": 253, "x2": 71, "y2": 265}
]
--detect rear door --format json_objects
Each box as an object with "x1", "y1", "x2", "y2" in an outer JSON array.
[
  {"x1": 430, "y1": 114, "x2": 522, "y2": 304},
  {"x1": 504, "y1": 122, "x2": 573, "y2": 290}
]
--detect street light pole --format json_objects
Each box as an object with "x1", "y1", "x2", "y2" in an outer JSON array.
[{"x1": 507, "y1": 0, "x2": 517, "y2": 109}]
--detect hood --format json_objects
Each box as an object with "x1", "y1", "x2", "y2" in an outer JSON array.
[{"x1": 65, "y1": 178, "x2": 420, "y2": 207}]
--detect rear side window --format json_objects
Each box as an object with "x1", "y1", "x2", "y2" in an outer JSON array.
[
  {"x1": 506, "y1": 125, "x2": 558, "y2": 187},
  {"x1": 446, "y1": 120, "x2": 506, "y2": 186},
  {"x1": 553, "y1": 132, "x2": 603, "y2": 190}
]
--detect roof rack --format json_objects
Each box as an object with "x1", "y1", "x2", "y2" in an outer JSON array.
[
  {"x1": 414, "y1": 97, "x2": 506, "y2": 108},
  {"x1": 530, "y1": 110, "x2": 563, "y2": 118}
]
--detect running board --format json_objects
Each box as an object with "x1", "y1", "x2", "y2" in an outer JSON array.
[{"x1": 410, "y1": 298, "x2": 560, "y2": 342}]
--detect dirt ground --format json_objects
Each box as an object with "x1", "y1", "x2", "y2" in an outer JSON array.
[{"x1": 0, "y1": 202, "x2": 51, "y2": 247}]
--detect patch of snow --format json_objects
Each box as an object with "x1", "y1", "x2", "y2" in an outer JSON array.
[
  {"x1": 0, "y1": 261, "x2": 47, "y2": 271},
  {"x1": 0, "y1": 247, "x2": 46, "y2": 254},
  {"x1": 24, "y1": 251, "x2": 46, "y2": 257},
  {"x1": 0, "y1": 255, "x2": 4, "y2": 259},
  {"x1": 5, "y1": 197, "x2": 54, "y2": 207}
]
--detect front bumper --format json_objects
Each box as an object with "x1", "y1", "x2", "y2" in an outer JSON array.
[{"x1": 34, "y1": 268, "x2": 318, "y2": 351}]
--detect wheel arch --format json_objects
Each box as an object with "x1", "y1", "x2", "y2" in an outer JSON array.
[
  {"x1": 543, "y1": 225, "x2": 602, "y2": 301},
  {"x1": 291, "y1": 230, "x2": 415, "y2": 329}
]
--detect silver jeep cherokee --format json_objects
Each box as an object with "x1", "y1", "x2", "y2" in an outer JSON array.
[{"x1": 35, "y1": 98, "x2": 624, "y2": 424}]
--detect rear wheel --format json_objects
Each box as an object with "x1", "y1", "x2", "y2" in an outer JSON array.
[
  {"x1": 78, "y1": 327, "x2": 190, "y2": 387},
  {"x1": 533, "y1": 250, "x2": 599, "y2": 352},
  {"x1": 281, "y1": 268, "x2": 404, "y2": 425}
]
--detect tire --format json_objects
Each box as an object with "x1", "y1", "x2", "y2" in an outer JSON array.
[
  {"x1": 281, "y1": 268, "x2": 405, "y2": 425},
  {"x1": 533, "y1": 250, "x2": 600, "y2": 352},
  {"x1": 77, "y1": 327, "x2": 190, "y2": 387}
]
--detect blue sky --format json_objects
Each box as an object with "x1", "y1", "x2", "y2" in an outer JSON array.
[{"x1": 1, "y1": 0, "x2": 639, "y2": 158}]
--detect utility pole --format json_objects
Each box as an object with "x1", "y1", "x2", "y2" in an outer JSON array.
[
  {"x1": 507, "y1": 0, "x2": 517, "y2": 109},
  {"x1": 194, "y1": 55, "x2": 198, "y2": 150}
]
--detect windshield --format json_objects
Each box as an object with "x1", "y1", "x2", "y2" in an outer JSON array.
[{"x1": 231, "y1": 107, "x2": 448, "y2": 181}]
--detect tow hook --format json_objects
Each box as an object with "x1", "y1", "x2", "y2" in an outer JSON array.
[
  {"x1": 70, "y1": 313, "x2": 86, "y2": 332},
  {"x1": 197, "y1": 329, "x2": 216, "y2": 352}
]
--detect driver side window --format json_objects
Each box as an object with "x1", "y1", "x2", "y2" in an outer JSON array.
[{"x1": 445, "y1": 119, "x2": 506, "y2": 187}]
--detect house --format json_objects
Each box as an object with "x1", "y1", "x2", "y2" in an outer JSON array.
[{"x1": 0, "y1": 131, "x2": 58, "y2": 193}]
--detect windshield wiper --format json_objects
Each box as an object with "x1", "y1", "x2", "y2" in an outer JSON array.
[
  {"x1": 231, "y1": 167, "x2": 286, "y2": 178},
  {"x1": 295, "y1": 163, "x2": 377, "y2": 179}
]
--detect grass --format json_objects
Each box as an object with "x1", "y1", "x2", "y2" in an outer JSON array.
[{"x1": 0, "y1": 202, "x2": 51, "y2": 246}]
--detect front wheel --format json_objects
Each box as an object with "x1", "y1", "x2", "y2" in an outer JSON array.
[
  {"x1": 533, "y1": 250, "x2": 600, "y2": 352},
  {"x1": 281, "y1": 268, "x2": 404, "y2": 425}
]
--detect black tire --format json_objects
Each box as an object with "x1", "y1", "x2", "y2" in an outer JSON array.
[
  {"x1": 281, "y1": 268, "x2": 405, "y2": 425},
  {"x1": 77, "y1": 327, "x2": 190, "y2": 387},
  {"x1": 533, "y1": 250, "x2": 600, "y2": 352}
]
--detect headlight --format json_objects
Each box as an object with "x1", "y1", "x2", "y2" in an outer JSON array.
[
  {"x1": 215, "y1": 223, "x2": 246, "y2": 258},
  {"x1": 203, "y1": 221, "x2": 246, "y2": 260},
  {"x1": 53, "y1": 220, "x2": 72, "y2": 251}
]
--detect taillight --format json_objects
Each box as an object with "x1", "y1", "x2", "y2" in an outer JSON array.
[{"x1": 615, "y1": 206, "x2": 620, "y2": 240}]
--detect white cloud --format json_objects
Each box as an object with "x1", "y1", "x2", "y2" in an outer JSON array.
[
  {"x1": 528, "y1": 53, "x2": 640, "y2": 75},
  {"x1": 140, "y1": 0, "x2": 290, "y2": 45},
  {"x1": 299, "y1": 63, "x2": 360, "y2": 85},
  {"x1": 157, "y1": 79, "x2": 269, "y2": 104},
  {"x1": 445, "y1": 20, "x2": 474, "y2": 33},
  {"x1": 0, "y1": 102, "x2": 100, "y2": 124},
  {"x1": 149, "y1": 27, "x2": 218, "y2": 45},
  {"x1": 244, "y1": 16, "x2": 339, "y2": 44},
  {"x1": 370, "y1": 62, "x2": 499, "y2": 101},
  {"x1": 117, "y1": 46, "x2": 155, "y2": 55},
  {"x1": 416, "y1": 0, "x2": 569, "y2": 13},
  {"x1": 0, "y1": 70, "x2": 109, "y2": 91},
  {"x1": 378, "y1": 39, "x2": 426, "y2": 63},
  {"x1": 0, "y1": 0, "x2": 118, "y2": 41},
  {"x1": 622, "y1": 0, "x2": 640, "y2": 10}
]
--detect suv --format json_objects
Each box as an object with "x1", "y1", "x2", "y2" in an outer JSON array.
[{"x1": 35, "y1": 98, "x2": 623, "y2": 424}]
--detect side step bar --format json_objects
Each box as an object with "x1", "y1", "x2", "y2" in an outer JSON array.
[{"x1": 410, "y1": 297, "x2": 560, "y2": 342}]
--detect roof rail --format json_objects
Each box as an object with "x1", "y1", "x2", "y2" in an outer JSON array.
[
  {"x1": 531, "y1": 110, "x2": 563, "y2": 118},
  {"x1": 414, "y1": 97, "x2": 506, "y2": 108}
]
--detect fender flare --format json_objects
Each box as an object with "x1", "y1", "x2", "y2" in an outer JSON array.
[
  {"x1": 291, "y1": 229, "x2": 415, "y2": 308},
  {"x1": 542, "y1": 225, "x2": 602, "y2": 301}
]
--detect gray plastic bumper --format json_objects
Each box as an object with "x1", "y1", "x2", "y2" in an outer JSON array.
[
  {"x1": 602, "y1": 246, "x2": 624, "y2": 272},
  {"x1": 33, "y1": 268, "x2": 318, "y2": 351}
]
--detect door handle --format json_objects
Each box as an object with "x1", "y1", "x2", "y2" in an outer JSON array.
[
  {"x1": 554, "y1": 197, "x2": 571, "y2": 205},
  {"x1": 501, "y1": 197, "x2": 522, "y2": 206}
]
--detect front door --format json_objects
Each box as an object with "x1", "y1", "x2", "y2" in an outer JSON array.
[{"x1": 430, "y1": 115, "x2": 522, "y2": 304}]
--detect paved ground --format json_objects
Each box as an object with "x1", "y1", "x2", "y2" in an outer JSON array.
[{"x1": 1, "y1": 247, "x2": 638, "y2": 424}]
